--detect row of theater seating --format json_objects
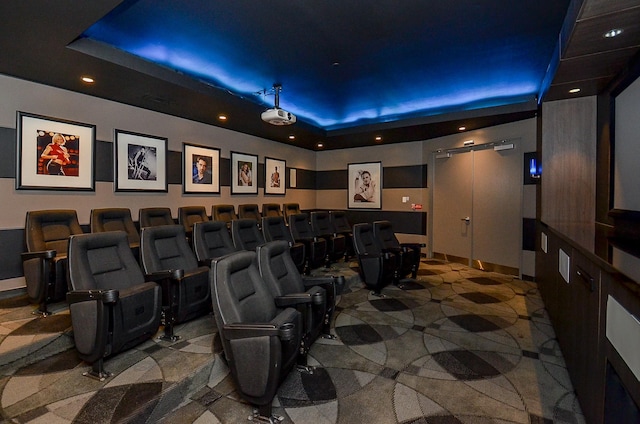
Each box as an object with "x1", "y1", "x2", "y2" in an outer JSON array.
[
  {"x1": 20, "y1": 206, "x2": 419, "y2": 421},
  {"x1": 21, "y1": 204, "x2": 348, "y2": 315},
  {"x1": 66, "y1": 228, "x2": 345, "y2": 421},
  {"x1": 21, "y1": 206, "x2": 421, "y2": 316}
]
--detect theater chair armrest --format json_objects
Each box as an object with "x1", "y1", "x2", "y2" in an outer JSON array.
[
  {"x1": 274, "y1": 293, "x2": 312, "y2": 308},
  {"x1": 302, "y1": 275, "x2": 345, "y2": 296},
  {"x1": 223, "y1": 323, "x2": 288, "y2": 340},
  {"x1": 21, "y1": 250, "x2": 57, "y2": 261},
  {"x1": 198, "y1": 259, "x2": 214, "y2": 267},
  {"x1": 145, "y1": 269, "x2": 185, "y2": 282},
  {"x1": 302, "y1": 275, "x2": 338, "y2": 287},
  {"x1": 67, "y1": 289, "x2": 119, "y2": 305}
]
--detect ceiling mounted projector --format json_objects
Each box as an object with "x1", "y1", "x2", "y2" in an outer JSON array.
[{"x1": 261, "y1": 84, "x2": 296, "y2": 126}]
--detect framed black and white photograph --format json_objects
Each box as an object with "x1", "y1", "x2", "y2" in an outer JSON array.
[
  {"x1": 231, "y1": 151, "x2": 258, "y2": 194},
  {"x1": 114, "y1": 129, "x2": 168, "y2": 192},
  {"x1": 264, "y1": 157, "x2": 286, "y2": 195},
  {"x1": 348, "y1": 161, "x2": 382, "y2": 209},
  {"x1": 16, "y1": 111, "x2": 96, "y2": 191},
  {"x1": 183, "y1": 142, "x2": 220, "y2": 194}
]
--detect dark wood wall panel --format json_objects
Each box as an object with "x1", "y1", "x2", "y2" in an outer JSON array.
[
  {"x1": 384, "y1": 164, "x2": 427, "y2": 188},
  {"x1": 0, "y1": 128, "x2": 16, "y2": 179},
  {"x1": 542, "y1": 97, "x2": 597, "y2": 234},
  {"x1": 596, "y1": 94, "x2": 613, "y2": 225},
  {"x1": 522, "y1": 218, "x2": 536, "y2": 251},
  {"x1": 95, "y1": 140, "x2": 113, "y2": 182},
  {"x1": 316, "y1": 165, "x2": 427, "y2": 190},
  {"x1": 167, "y1": 150, "x2": 182, "y2": 185},
  {"x1": 316, "y1": 169, "x2": 347, "y2": 190},
  {"x1": 0, "y1": 229, "x2": 24, "y2": 279},
  {"x1": 291, "y1": 168, "x2": 316, "y2": 190}
]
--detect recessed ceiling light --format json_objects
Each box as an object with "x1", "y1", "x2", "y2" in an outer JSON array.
[
  {"x1": 458, "y1": 126, "x2": 466, "y2": 131},
  {"x1": 569, "y1": 88, "x2": 581, "y2": 94},
  {"x1": 218, "y1": 114, "x2": 227, "y2": 121},
  {"x1": 603, "y1": 28, "x2": 623, "y2": 38},
  {"x1": 317, "y1": 142, "x2": 324, "y2": 148},
  {"x1": 375, "y1": 136, "x2": 382, "y2": 142},
  {"x1": 81, "y1": 76, "x2": 94, "y2": 83},
  {"x1": 288, "y1": 135, "x2": 295, "y2": 140}
]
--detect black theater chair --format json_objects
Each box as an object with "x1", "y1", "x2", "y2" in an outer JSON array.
[
  {"x1": 261, "y1": 216, "x2": 306, "y2": 273},
  {"x1": 140, "y1": 225, "x2": 211, "y2": 340},
  {"x1": 212, "y1": 204, "x2": 237, "y2": 229},
  {"x1": 90, "y1": 208, "x2": 140, "y2": 260},
  {"x1": 67, "y1": 231, "x2": 162, "y2": 380},
  {"x1": 288, "y1": 213, "x2": 328, "y2": 271},
  {"x1": 178, "y1": 205, "x2": 209, "y2": 245},
  {"x1": 237, "y1": 203, "x2": 262, "y2": 223},
  {"x1": 210, "y1": 250, "x2": 303, "y2": 422},
  {"x1": 231, "y1": 218, "x2": 265, "y2": 251},
  {"x1": 192, "y1": 221, "x2": 238, "y2": 263},
  {"x1": 310, "y1": 211, "x2": 346, "y2": 263},
  {"x1": 329, "y1": 210, "x2": 355, "y2": 259},
  {"x1": 138, "y1": 207, "x2": 174, "y2": 228},
  {"x1": 22, "y1": 209, "x2": 83, "y2": 316},
  {"x1": 283, "y1": 203, "x2": 301, "y2": 221},
  {"x1": 258, "y1": 240, "x2": 344, "y2": 339},
  {"x1": 261, "y1": 203, "x2": 283, "y2": 218},
  {"x1": 352, "y1": 223, "x2": 399, "y2": 295},
  {"x1": 373, "y1": 220, "x2": 422, "y2": 280}
]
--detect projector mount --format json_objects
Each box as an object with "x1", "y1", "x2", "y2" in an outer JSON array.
[{"x1": 260, "y1": 84, "x2": 296, "y2": 125}]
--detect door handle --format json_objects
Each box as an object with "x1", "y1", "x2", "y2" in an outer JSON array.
[{"x1": 461, "y1": 217, "x2": 470, "y2": 224}]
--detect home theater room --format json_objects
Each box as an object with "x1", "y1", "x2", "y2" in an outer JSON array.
[{"x1": 0, "y1": 1, "x2": 639, "y2": 423}]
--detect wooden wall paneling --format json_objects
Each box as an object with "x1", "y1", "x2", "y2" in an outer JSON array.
[{"x1": 542, "y1": 97, "x2": 597, "y2": 234}]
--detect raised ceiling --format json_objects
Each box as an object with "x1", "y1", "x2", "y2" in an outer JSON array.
[{"x1": 0, "y1": 0, "x2": 638, "y2": 150}]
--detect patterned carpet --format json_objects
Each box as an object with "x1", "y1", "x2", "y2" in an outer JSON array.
[{"x1": 0, "y1": 259, "x2": 585, "y2": 423}]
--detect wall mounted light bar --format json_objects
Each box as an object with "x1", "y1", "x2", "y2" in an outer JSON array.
[
  {"x1": 433, "y1": 137, "x2": 520, "y2": 157},
  {"x1": 493, "y1": 143, "x2": 514, "y2": 151}
]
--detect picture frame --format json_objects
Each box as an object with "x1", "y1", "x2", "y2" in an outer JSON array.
[
  {"x1": 114, "y1": 129, "x2": 168, "y2": 192},
  {"x1": 348, "y1": 161, "x2": 382, "y2": 209},
  {"x1": 231, "y1": 151, "x2": 258, "y2": 194},
  {"x1": 183, "y1": 142, "x2": 220, "y2": 194},
  {"x1": 16, "y1": 111, "x2": 96, "y2": 191},
  {"x1": 264, "y1": 157, "x2": 286, "y2": 195}
]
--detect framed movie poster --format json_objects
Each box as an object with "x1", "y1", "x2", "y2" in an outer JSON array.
[
  {"x1": 348, "y1": 161, "x2": 382, "y2": 209},
  {"x1": 183, "y1": 142, "x2": 220, "y2": 194},
  {"x1": 114, "y1": 129, "x2": 168, "y2": 192},
  {"x1": 231, "y1": 151, "x2": 258, "y2": 194},
  {"x1": 16, "y1": 111, "x2": 96, "y2": 191},
  {"x1": 264, "y1": 157, "x2": 286, "y2": 195}
]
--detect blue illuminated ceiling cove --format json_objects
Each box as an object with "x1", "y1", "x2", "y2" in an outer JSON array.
[{"x1": 81, "y1": 0, "x2": 570, "y2": 131}]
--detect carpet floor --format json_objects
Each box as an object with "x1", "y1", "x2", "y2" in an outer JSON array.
[{"x1": 0, "y1": 259, "x2": 585, "y2": 423}]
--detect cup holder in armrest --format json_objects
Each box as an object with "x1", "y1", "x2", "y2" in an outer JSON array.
[{"x1": 278, "y1": 322, "x2": 296, "y2": 341}]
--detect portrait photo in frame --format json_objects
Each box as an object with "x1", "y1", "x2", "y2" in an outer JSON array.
[
  {"x1": 16, "y1": 111, "x2": 96, "y2": 191},
  {"x1": 114, "y1": 129, "x2": 168, "y2": 192},
  {"x1": 231, "y1": 151, "x2": 258, "y2": 194},
  {"x1": 348, "y1": 161, "x2": 382, "y2": 209},
  {"x1": 183, "y1": 142, "x2": 220, "y2": 194},
  {"x1": 264, "y1": 157, "x2": 286, "y2": 195}
]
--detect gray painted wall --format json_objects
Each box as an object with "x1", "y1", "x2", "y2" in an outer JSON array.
[{"x1": 0, "y1": 74, "x2": 536, "y2": 289}]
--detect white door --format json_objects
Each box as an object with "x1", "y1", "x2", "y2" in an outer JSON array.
[
  {"x1": 432, "y1": 151, "x2": 473, "y2": 263},
  {"x1": 432, "y1": 143, "x2": 522, "y2": 273}
]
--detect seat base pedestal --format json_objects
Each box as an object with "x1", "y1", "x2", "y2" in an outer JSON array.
[
  {"x1": 83, "y1": 359, "x2": 113, "y2": 382},
  {"x1": 249, "y1": 407, "x2": 284, "y2": 423}
]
